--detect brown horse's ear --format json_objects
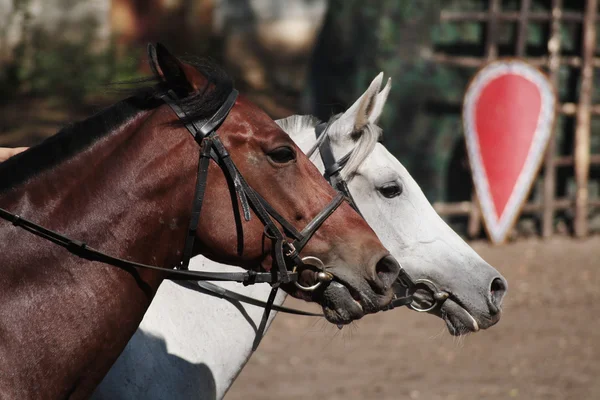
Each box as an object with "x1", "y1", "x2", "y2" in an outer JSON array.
[{"x1": 147, "y1": 43, "x2": 193, "y2": 92}]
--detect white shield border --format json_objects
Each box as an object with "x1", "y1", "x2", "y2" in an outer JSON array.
[{"x1": 462, "y1": 59, "x2": 556, "y2": 244}]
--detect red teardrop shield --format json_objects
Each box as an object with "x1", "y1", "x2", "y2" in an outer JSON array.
[{"x1": 463, "y1": 60, "x2": 556, "y2": 243}]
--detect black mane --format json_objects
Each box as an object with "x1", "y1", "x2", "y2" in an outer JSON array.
[{"x1": 0, "y1": 58, "x2": 233, "y2": 194}]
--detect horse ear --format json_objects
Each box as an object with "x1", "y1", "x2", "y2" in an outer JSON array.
[
  {"x1": 147, "y1": 43, "x2": 194, "y2": 92},
  {"x1": 368, "y1": 77, "x2": 391, "y2": 124},
  {"x1": 330, "y1": 73, "x2": 385, "y2": 139}
]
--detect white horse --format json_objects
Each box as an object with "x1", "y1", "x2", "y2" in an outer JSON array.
[{"x1": 93, "y1": 74, "x2": 507, "y2": 400}]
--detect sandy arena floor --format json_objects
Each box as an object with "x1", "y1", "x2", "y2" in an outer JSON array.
[{"x1": 227, "y1": 237, "x2": 600, "y2": 400}]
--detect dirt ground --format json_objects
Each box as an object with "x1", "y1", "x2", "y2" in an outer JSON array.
[{"x1": 227, "y1": 236, "x2": 600, "y2": 400}]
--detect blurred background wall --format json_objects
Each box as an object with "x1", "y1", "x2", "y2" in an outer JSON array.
[
  {"x1": 1, "y1": 0, "x2": 598, "y2": 237},
  {"x1": 0, "y1": 0, "x2": 446, "y2": 194}
]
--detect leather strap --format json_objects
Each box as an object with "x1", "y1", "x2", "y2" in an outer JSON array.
[
  {"x1": 252, "y1": 286, "x2": 279, "y2": 350},
  {"x1": 293, "y1": 192, "x2": 345, "y2": 251},
  {"x1": 181, "y1": 139, "x2": 213, "y2": 269},
  {"x1": 314, "y1": 123, "x2": 363, "y2": 217},
  {"x1": 0, "y1": 207, "x2": 295, "y2": 284},
  {"x1": 197, "y1": 90, "x2": 239, "y2": 137},
  {"x1": 195, "y1": 281, "x2": 323, "y2": 316}
]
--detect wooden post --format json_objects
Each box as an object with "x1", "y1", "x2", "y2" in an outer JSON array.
[
  {"x1": 542, "y1": 0, "x2": 563, "y2": 237},
  {"x1": 573, "y1": 0, "x2": 597, "y2": 237},
  {"x1": 485, "y1": 0, "x2": 500, "y2": 59},
  {"x1": 515, "y1": 0, "x2": 532, "y2": 56},
  {"x1": 467, "y1": 0, "x2": 500, "y2": 238}
]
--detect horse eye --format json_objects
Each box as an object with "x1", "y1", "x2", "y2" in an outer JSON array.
[
  {"x1": 378, "y1": 182, "x2": 403, "y2": 198},
  {"x1": 268, "y1": 146, "x2": 296, "y2": 164}
]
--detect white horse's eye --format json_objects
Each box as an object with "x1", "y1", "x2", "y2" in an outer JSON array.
[{"x1": 377, "y1": 182, "x2": 403, "y2": 198}]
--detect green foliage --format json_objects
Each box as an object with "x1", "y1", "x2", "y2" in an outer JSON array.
[{"x1": 0, "y1": 4, "x2": 142, "y2": 106}]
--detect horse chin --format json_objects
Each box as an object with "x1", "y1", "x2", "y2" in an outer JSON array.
[
  {"x1": 438, "y1": 299, "x2": 480, "y2": 336},
  {"x1": 321, "y1": 281, "x2": 365, "y2": 325}
]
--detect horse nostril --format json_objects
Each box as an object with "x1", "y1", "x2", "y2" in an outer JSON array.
[
  {"x1": 489, "y1": 277, "x2": 507, "y2": 312},
  {"x1": 375, "y1": 255, "x2": 401, "y2": 292}
]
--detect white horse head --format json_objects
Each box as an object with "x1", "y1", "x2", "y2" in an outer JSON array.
[{"x1": 283, "y1": 73, "x2": 508, "y2": 335}]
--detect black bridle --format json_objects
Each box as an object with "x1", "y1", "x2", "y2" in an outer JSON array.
[
  {"x1": 0, "y1": 87, "x2": 351, "y2": 349},
  {"x1": 185, "y1": 119, "x2": 430, "y2": 330},
  {"x1": 312, "y1": 121, "x2": 418, "y2": 311}
]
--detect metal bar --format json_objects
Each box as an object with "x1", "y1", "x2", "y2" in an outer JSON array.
[
  {"x1": 543, "y1": 0, "x2": 563, "y2": 237},
  {"x1": 573, "y1": 0, "x2": 597, "y2": 237}
]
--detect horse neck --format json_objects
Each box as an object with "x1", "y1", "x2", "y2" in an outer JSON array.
[
  {"x1": 93, "y1": 122, "x2": 326, "y2": 400},
  {"x1": 0, "y1": 107, "x2": 200, "y2": 398}
]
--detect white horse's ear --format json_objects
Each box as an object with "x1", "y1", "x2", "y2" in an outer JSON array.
[
  {"x1": 330, "y1": 73, "x2": 388, "y2": 140},
  {"x1": 369, "y1": 77, "x2": 391, "y2": 124}
]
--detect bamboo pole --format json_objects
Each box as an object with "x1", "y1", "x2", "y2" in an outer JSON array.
[
  {"x1": 555, "y1": 154, "x2": 600, "y2": 166},
  {"x1": 515, "y1": 0, "x2": 532, "y2": 57},
  {"x1": 440, "y1": 10, "x2": 592, "y2": 23},
  {"x1": 542, "y1": 0, "x2": 563, "y2": 237},
  {"x1": 434, "y1": 197, "x2": 600, "y2": 216},
  {"x1": 573, "y1": 0, "x2": 597, "y2": 237},
  {"x1": 485, "y1": 0, "x2": 500, "y2": 59},
  {"x1": 430, "y1": 53, "x2": 600, "y2": 69},
  {"x1": 561, "y1": 102, "x2": 600, "y2": 115}
]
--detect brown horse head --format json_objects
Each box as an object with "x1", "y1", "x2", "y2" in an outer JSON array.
[
  {"x1": 144, "y1": 43, "x2": 401, "y2": 322},
  {"x1": 0, "y1": 44, "x2": 401, "y2": 397}
]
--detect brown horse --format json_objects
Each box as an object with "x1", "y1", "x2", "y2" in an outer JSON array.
[{"x1": 0, "y1": 44, "x2": 400, "y2": 399}]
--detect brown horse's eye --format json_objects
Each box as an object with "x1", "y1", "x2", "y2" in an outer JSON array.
[{"x1": 267, "y1": 146, "x2": 296, "y2": 164}]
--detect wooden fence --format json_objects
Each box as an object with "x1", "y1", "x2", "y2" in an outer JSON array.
[{"x1": 431, "y1": 0, "x2": 600, "y2": 239}]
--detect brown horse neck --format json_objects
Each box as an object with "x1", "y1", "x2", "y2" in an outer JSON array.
[
  {"x1": 0, "y1": 104, "x2": 201, "y2": 398},
  {"x1": 1, "y1": 105, "x2": 198, "y2": 276}
]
